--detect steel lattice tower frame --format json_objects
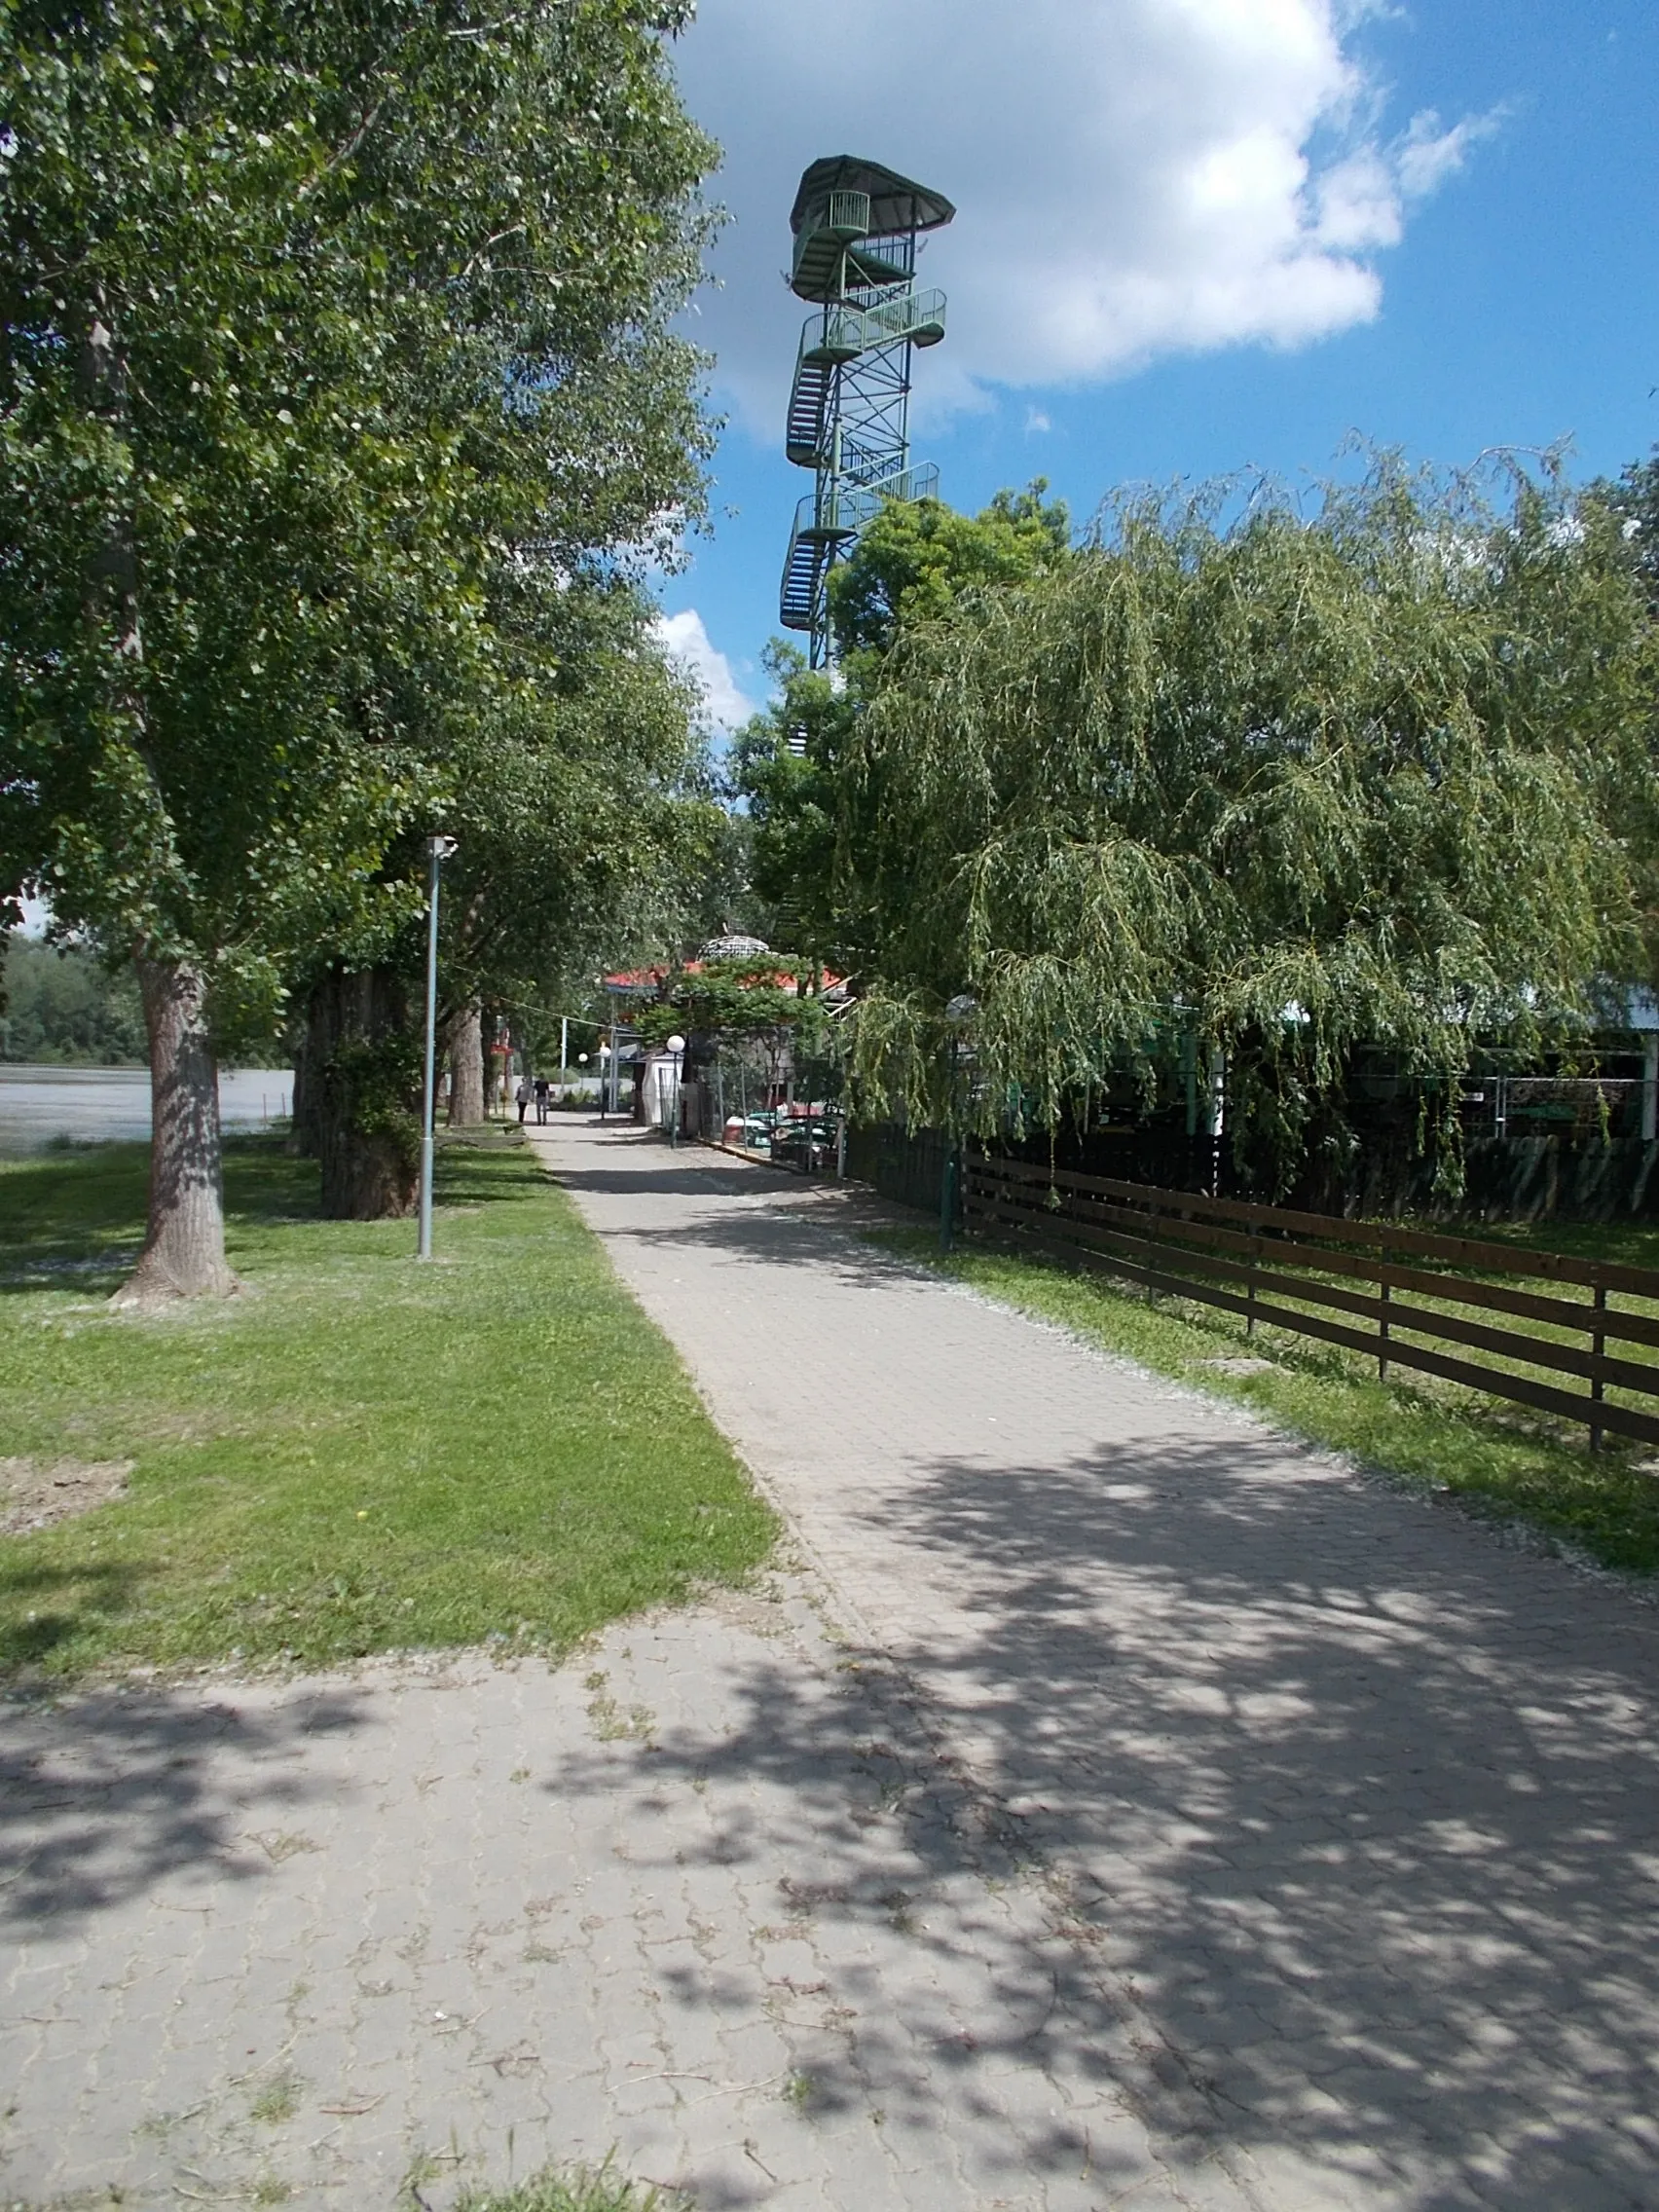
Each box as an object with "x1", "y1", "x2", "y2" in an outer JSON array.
[{"x1": 778, "y1": 156, "x2": 955, "y2": 671}]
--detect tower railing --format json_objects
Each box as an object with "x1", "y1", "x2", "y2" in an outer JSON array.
[
  {"x1": 860, "y1": 282, "x2": 947, "y2": 348},
  {"x1": 799, "y1": 287, "x2": 947, "y2": 368},
  {"x1": 788, "y1": 464, "x2": 941, "y2": 554},
  {"x1": 818, "y1": 190, "x2": 872, "y2": 240}
]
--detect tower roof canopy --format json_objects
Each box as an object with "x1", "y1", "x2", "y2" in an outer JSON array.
[{"x1": 790, "y1": 155, "x2": 955, "y2": 240}]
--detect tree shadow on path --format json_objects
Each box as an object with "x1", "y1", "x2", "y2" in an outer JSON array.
[
  {"x1": 0, "y1": 1677, "x2": 370, "y2": 1930},
  {"x1": 546, "y1": 1123, "x2": 1659, "y2": 2208},
  {"x1": 548, "y1": 1427, "x2": 1659, "y2": 2208}
]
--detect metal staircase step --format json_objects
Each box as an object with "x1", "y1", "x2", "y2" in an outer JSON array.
[
  {"x1": 786, "y1": 353, "x2": 832, "y2": 469},
  {"x1": 786, "y1": 289, "x2": 948, "y2": 472},
  {"x1": 779, "y1": 527, "x2": 829, "y2": 632},
  {"x1": 779, "y1": 461, "x2": 940, "y2": 632}
]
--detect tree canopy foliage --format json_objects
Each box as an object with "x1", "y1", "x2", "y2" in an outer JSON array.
[
  {"x1": 630, "y1": 956, "x2": 829, "y2": 1055},
  {"x1": 827, "y1": 481, "x2": 1071, "y2": 659},
  {"x1": 1594, "y1": 447, "x2": 1659, "y2": 617},
  {"x1": 0, "y1": 0, "x2": 720, "y2": 1278},
  {"x1": 733, "y1": 484, "x2": 1071, "y2": 966},
  {"x1": 343, "y1": 576, "x2": 727, "y2": 1081},
  {"x1": 838, "y1": 461, "x2": 1658, "y2": 1192},
  {"x1": 2, "y1": 0, "x2": 713, "y2": 1005}
]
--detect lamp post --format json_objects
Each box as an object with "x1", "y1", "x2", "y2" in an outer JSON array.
[
  {"x1": 667, "y1": 1033, "x2": 686, "y2": 1147},
  {"x1": 599, "y1": 1041, "x2": 611, "y2": 1123},
  {"x1": 417, "y1": 833, "x2": 458, "y2": 1263},
  {"x1": 940, "y1": 992, "x2": 977, "y2": 1256}
]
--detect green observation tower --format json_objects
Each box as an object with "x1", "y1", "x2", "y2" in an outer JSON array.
[{"x1": 778, "y1": 155, "x2": 955, "y2": 672}]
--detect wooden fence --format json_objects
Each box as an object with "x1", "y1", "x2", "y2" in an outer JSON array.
[{"x1": 964, "y1": 1156, "x2": 1659, "y2": 1452}]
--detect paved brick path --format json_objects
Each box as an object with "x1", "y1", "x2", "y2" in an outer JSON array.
[
  {"x1": 3, "y1": 1119, "x2": 1657, "y2": 2210},
  {"x1": 534, "y1": 1123, "x2": 1659, "y2": 2212}
]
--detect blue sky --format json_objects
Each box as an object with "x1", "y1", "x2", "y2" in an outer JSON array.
[{"x1": 654, "y1": 0, "x2": 1659, "y2": 734}]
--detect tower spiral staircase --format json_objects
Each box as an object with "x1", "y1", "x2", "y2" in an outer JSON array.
[{"x1": 778, "y1": 156, "x2": 955, "y2": 669}]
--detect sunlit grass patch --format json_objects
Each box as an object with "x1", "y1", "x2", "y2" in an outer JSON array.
[{"x1": 0, "y1": 1137, "x2": 775, "y2": 1681}]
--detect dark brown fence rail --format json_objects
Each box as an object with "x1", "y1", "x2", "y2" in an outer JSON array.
[{"x1": 964, "y1": 1156, "x2": 1659, "y2": 1452}]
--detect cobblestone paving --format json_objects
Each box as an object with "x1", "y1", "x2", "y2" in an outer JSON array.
[
  {"x1": 531, "y1": 1121, "x2": 1659, "y2": 2212},
  {"x1": 8, "y1": 1580, "x2": 1208, "y2": 2211},
  {"x1": 2, "y1": 1121, "x2": 1656, "y2": 2211}
]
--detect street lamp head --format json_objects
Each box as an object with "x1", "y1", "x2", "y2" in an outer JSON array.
[
  {"x1": 428, "y1": 833, "x2": 459, "y2": 862},
  {"x1": 599, "y1": 1043, "x2": 611, "y2": 1060},
  {"x1": 577, "y1": 1052, "x2": 589, "y2": 1065},
  {"x1": 666, "y1": 1033, "x2": 686, "y2": 1055}
]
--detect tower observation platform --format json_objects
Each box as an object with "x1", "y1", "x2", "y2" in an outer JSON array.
[{"x1": 778, "y1": 155, "x2": 955, "y2": 669}]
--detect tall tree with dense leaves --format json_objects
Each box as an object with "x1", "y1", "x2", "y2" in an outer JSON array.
[
  {"x1": 290, "y1": 571, "x2": 736, "y2": 1203},
  {"x1": 734, "y1": 485, "x2": 1071, "y2": 968},
  {"x1": 828, "y1": 481, "x2": 1072, "y2": 659},
  {"x1": 0, "y1": 0, "x2": 716, "y2": 1291},
  {"x1": 844, "y1": 461, "x2": 1659, "y2": 1193},
  {"x1": 424, "y1": 580, "x2": 733, "y2": 1118},
  {"x1": 1594, "y1": 448, "x2": 1659, "y2": 616}
]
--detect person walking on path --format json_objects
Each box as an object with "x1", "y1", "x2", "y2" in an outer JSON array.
[
  {"x1": 534, "y1": 1074, "x2": 550, "y2": 1124},
  {"x1": 514, "y1": 1075, "x2": 531, "y2": 1124}
]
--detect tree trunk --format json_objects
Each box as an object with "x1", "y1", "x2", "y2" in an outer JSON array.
[
  {"x1": 445, "y1": 1002, "x2": 485, "y2": 1125},
  {"x1": 78, "y1": 299, "x2": 240, "y2": 1301},
  {"x1": 289, "y1": 1018, "x2": 320, "y2": 1158},
  {"x1": 114, "y1": 957, "x2": 240, "y2": 1303},
  {"x1": 304, "y1": 966, "x2": 422, "y2": 1219}
]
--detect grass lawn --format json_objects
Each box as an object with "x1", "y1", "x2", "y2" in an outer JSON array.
[
  {"x1": 1475, "y1": 1213, "x2": 1659, "y2": 1273},
  {"x1": 0, "y1": 1133, "x2": 775, "y2": 1682},
  {"x1": 876, "y1": 1227, "x2": 1659, "y2": 1577}
]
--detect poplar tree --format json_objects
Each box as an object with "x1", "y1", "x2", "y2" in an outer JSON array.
[{"x1": 0, "y1": 0, "x2": 715, "y2": 1291}]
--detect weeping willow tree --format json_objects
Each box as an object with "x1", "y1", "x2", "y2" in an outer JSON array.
[{"x1": 844, "y1": 460, "x2": 1659, "y2": 1194}]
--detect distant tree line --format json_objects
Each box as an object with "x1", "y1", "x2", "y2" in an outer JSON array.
[{"x1": 0, "y1": 934, "x2": 145, "y2": 1065}]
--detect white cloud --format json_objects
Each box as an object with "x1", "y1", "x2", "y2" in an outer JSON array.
[
  {"x1": 654, "y1": 608, "x2": 756, "y2": 735},
  {"x1": 1394, "y1": 105, "x2": 1505, "y2": 203},
  {"x1": 1025, "y1": 407, "x2": 1053, "y2": 435},
  {"x1": 673, "y1": 0, "x2": 1496, "y2": 429},
  {"x1": 1315, "y1": 149, "x2": 1402, "y2": 250}
]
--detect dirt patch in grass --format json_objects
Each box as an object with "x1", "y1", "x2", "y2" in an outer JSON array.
[{"x1": 0, "y1": 1455, "x2": 132, "y2": 1535}]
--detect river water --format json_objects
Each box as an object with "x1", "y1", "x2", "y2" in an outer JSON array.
[{"x1": 0, "y1": 1065, "x2": 294, "y2": 1159}]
